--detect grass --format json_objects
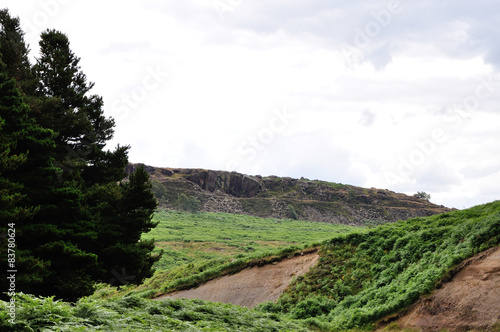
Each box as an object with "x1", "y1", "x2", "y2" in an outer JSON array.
[
  {"x1": 309, "y1": 179, "x2": 349, "y2": 190},
  {"x1": 144, "y1": 209, "x2": 360, "y2": 270}
]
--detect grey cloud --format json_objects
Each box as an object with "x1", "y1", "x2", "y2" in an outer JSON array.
[
  {"x1": 460, "y1": 164, "x2": 499, "y2": 179},
  {"x1": 359, "y1": 109, "x2": 376, "y2": 126},
  {"x1": 228, "y1": 0, "x2": 500, "y2": 70},
  {"x1": 139, "y1": 0, "x2": 500, "y2": 71}
]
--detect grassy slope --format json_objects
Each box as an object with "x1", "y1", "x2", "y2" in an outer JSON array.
[
  {"x1": 99, "y1": 210, "x2": 362, "y2": 299},
  {"x1": 257, "y1": 200, "x2": 500, "y2": 330},
  {"x1": 3, "y1": 201, "x2": 499, "y2": 331},
  {"x1": 144, "y1": 210, "x2": 360, "y2": 270}
]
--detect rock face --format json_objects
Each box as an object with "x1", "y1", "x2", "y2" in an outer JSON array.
[
  {"x1": 186, "y1": 170, "x2": 262, "y2": 198},
  {"x1": 127, "y1": 164, "x2": 452, "y2": 225}
]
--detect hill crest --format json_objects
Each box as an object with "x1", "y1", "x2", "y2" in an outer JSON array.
[{"x1": 128, "y1": 163, "x2": 451, "y2": 225}]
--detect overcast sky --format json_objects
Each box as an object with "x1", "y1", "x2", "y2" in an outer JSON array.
[{"x1": 5, "y1": 0, "x2": 500, "y2": 209}]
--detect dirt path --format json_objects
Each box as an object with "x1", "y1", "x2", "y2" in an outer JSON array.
[
  {"x1": 155, "y1": 252, "x2": 319, "y2": 308},
  {"x1": 393, "y1": 247, "x2": 500, "y2": 331}
]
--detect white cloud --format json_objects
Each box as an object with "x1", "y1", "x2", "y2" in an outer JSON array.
[{"x1": 4, "y1": 0, "x2": 500, "y2": 209}]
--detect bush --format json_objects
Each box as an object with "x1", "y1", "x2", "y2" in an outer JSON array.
[
  {"x1": 291, "y1": 297, "x2": 335, "y2": 319},
  {"x1": 287, "y1": 204, "x2": 299, "y2": 220},
  {"x1": 414, "y1": 191, "x2": 431, "y2": 201},
  {"x1": 176, "y1": 194, "x2": 201, "y2": 213}
]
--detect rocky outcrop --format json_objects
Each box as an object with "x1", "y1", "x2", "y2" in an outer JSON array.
[
  {"x1": 185, "y1": 170, "x2": 261, "y2": 198},
  {"x1": 128, "y1": 164, "x2": 451, "y2": 225}
]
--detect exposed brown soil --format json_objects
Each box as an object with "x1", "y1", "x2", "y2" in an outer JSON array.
[
  {"x1": 387, "y1": 247, "x2": 500, "y2": 331},
  {"x1": 155, "y1": 252, "x2": 319, "y2": 308}
]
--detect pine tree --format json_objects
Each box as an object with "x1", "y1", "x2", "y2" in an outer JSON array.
[
  {"x1": 0, "y1": 22, "x2": 101, "y2": 300},
  {"x1": 1, "y1": 15, "x2": 161, "y2": 300},
  {"x1": 0, "y1": 61, "x2": 96, "y2": 300},
  {"x1": 0, "y1": 9, "x2": 33, "y2": 92},
  {"x1": 32, "y1": 29, "x2": 123, "y2": 183},
  {"x1": 89, "y1": 167, "x2": 162, "y2": 285},
  {"x1": 0, "y1": 62, "x2": 33, "y2": 226},
  {"x1": 30, "y1": 29, "x2": 161, "y2": 292}
]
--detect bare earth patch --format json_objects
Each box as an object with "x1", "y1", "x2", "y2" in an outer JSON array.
[
  {"x1": 156, "y1": 252, "x2": 319, "y2": 308},
  {"x1": 391, "y1": 246, "x2": 500, "y2": 331}
]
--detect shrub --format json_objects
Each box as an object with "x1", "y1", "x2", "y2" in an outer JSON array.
[
  {"x1": 291, "y1": 297, "x2": 335, "y2": 319},
  {"x1": 176, "y1": 194, "x2": 201, "y2": 213},
  {"x1": 414, "y1": 191, "x2": 431, "y2": 201},
  {"x1": 287, "y1": 204, "x2": 299, "y2": 220}
]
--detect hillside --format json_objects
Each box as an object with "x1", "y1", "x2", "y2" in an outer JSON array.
[
  {"x1": 258, "y1": 200, "x2": 500, "y2": 330},
  {"x1": 127, "y1": 163, "x2": 450, "y2": 225},
  {"x1": 393, "y1": 246, "x2": 500, "y2": 331},
  {"x1": 3, "y1": 200, "x2": 499, "y2": 331},
  {"x1": 151, "y1": 200, "x2": 500, "y2": 331}
]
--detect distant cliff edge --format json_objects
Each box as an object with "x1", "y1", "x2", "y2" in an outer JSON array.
[{"x1": 127, "y1": 163, "x2": 451, "y2": 226}]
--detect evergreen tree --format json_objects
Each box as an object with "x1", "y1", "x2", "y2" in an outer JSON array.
[
  {"x1": 1, "y1": 13, "x2": 161, "y2": 300},
  {"x1": 0, "y1": 60, "x2": 53, "y2": 293},
  {"x1": 0, "y1": 61, "x2": 99, "y2": 301},
  {"x1": 0, "y1": 9, "x2": 33, "y2": 92},
  {"x1": 32, "y1": 29, "x2": 123, "y2": 183},
  {"x1": 88, "y1": 167, "x2": 162, "y2": 285},
  {"x1": 0, "y1": 61, "x2": 34, "y2": 228},
  {"x1": 31, "y1": 29, "x2": 161, "y2": 293}
]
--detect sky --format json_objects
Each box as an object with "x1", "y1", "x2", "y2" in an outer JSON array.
[{"x1": 4, "y1": 0, "x2": 500, "y2": 209}]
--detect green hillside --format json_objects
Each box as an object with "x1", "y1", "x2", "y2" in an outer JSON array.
[
  {"x1": 2, "y1": 201, "x2": 500, "y2": 331},
  {"x1": 258, "y1": 200, "x2": 500, "y2": 330},
  {"x1": 90, "y1": 211, "x2": 361, "y2": 300},
  {"x1": 144, "y1": 210, "x2": 359, "y2": 270}
]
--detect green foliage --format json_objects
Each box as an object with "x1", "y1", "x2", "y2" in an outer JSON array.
[
  {"x1": 151, "y1": 179, "x2": 169, "y2": 205},
  {"x1": 144, "y1": 210, "x2": 358, "y2": 271},
  {"x1": 289, "y1": 297, "x2": 336, "y2": 319},
  {"x1": 262, "y1": 200, "x2": 500, "y2": 330},
  {"x1": 90, "y1": 166, "x2": 162, "y2": 286},
  {"x1": 287, "y1": 204, "x2": 299, "y2": 220},
  {"x1": 414, "y1": 191, "x2": 431, "y2": 201},
  {"x1": 0, "y1": 13, "x2": 160, "y2": 301},
  {"x1": 0, "y1": 9, "x2": 33, "y2": 92},
  {"x1": 176, "y1": 193, "x2": 201, "y2": 213},
  {"x1": 0, "y1": 293, "x2": 309, "y2": 331}
]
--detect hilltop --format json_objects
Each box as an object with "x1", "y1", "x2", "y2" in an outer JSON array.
[{"x1": 127, "y1": 163, "x2": 450, "y2": 225}]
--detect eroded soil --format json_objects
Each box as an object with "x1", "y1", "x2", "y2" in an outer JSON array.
[
  {"x1": 156, "y1": 252, "x2": 319, "y2": 308},
  {"x1": 391, "y1": 247, "x2": 500, "y2": 331}
]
